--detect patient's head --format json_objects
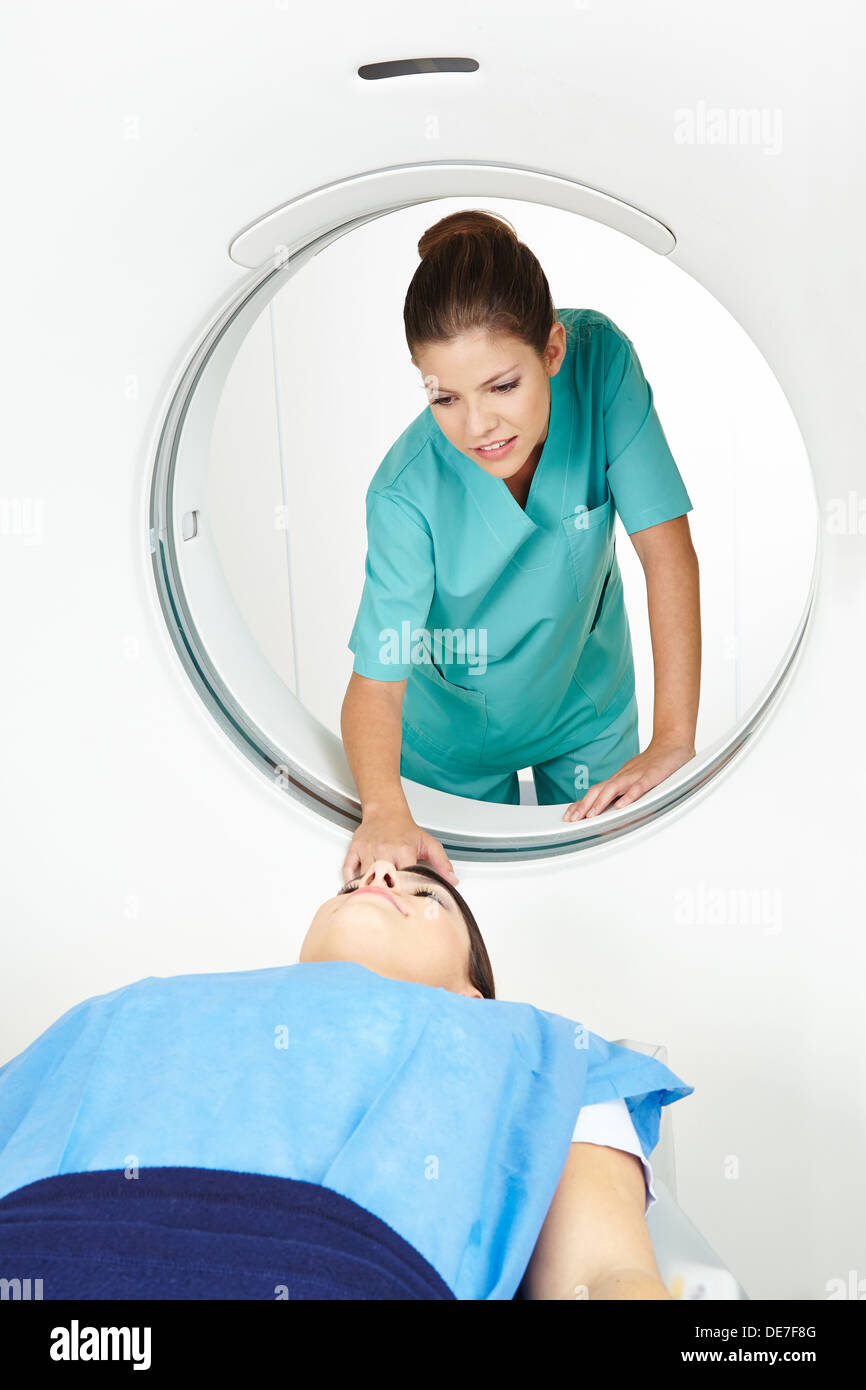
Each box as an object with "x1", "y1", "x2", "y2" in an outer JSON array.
[{"x1": 299, "y1": 860, "x2": 495, "y2": 998}]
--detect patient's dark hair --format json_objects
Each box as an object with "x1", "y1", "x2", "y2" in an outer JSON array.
[
  {"x1": 403, "y1": 208, "x2": 562, "y2": 365},
  {"x1": 407, "y1": 862, "x2": 495, "y2": 999}
]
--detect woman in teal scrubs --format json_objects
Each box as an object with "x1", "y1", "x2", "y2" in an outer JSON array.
[{"x1": 341, "y1": 210, "x2": 700, "y2": 885}]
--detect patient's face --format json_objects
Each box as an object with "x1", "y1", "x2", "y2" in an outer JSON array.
[{"x1": 300, "y1": 861, "x2": 482, "y2": 998}]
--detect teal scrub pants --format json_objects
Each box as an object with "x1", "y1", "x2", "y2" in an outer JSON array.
[{"x1": 400, "y1": 688, "x2": 640, "y2": 806}]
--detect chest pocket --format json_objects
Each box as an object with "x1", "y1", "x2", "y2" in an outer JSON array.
[
  {"x1": 401, "y1": 657, "x2": 489, "y2": 766},
  {"x1": 561, "y1": 495, "x2": 615, "y2": 606}
]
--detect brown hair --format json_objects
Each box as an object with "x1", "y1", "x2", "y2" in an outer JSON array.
[
  {"x1": 404, "y1": 209, "x2": 563, "y2": 364},
  {"x1": 406, "y1": 862, "x2": 496, "y2": 999}
]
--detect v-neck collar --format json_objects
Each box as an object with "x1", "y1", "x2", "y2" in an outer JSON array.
[{"x1": 426, "y1": 340, "x2": 576, "y2": 558}]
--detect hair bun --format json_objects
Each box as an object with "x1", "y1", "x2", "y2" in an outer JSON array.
[
  {"x1": 405, "y1": 209, "x2": 556, "y2": 363},
  {"x1": 418, "y1": 210, "x2": 518, "y2": 261}
]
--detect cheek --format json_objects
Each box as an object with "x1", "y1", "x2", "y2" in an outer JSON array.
[
  {"x1": 420, "y1": 911, "x2": 468, "y2": 967},
  {"x1": 437, "y1": 414, "x2": 460, "y2": 442},
  {"x1": 522, "y1": 387, "x2": 547, "y2": 424}
]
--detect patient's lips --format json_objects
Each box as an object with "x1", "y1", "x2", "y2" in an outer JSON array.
[{"x1": 352, "y1": 885, "x2": 408, "y2": 916}]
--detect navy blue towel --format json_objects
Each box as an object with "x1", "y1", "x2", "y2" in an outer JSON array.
[{"x1": 0, "y1": 1167, "x2": 456, "y2": 1300}]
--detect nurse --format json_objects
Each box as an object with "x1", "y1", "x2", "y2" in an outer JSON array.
[{"x1": 342, "y1": 210, "x2": 700, "y2": 885}]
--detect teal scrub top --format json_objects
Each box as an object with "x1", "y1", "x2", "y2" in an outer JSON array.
[{"x1": 348, "y1": 308, "x2": 693, "y2": 771}]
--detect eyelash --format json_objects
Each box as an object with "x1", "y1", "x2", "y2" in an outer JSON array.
[
  {"x1": 339, "y1": 880, "x2": 445, "y2": 907},
  {"x1": 432, "y1": 379, "x2": 519, "y2": 407}
]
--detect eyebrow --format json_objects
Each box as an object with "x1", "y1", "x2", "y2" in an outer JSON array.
[{"x1": 433, "y1": 363, "x2": 520, "y2": 396}]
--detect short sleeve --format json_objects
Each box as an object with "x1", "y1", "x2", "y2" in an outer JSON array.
[
  {"x1": 348, "y1": 490, "x2": 436, "y2": 681},
  {"x1": 571, "y1": 1098, "x2": 658, "y2": 1216},
  {"x1": 602, "y1": 324, "x2": 693, "y2": 536}
]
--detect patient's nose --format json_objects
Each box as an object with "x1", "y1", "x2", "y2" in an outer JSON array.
[{"x1": 363, "y1": 860, "x2": 401, "y2": 891}]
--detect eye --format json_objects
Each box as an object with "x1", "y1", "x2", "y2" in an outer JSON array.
[
  {"x1": 412, "y1": 887, "x2": 445, "y2": 906},
  {"x1": 336, "y1": 879, "x2": 446, "y2": 907},
  {"x1": 431, "y1": 379, "x2": 519, "y2": 407}
]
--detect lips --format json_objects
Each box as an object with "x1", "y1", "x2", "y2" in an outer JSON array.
[
  {"x1": 352, "y1": 886, "x2": 407, "y2": 915},
  {"x1": 473, "y1": 435, "x2": 517, "y2": 460}
]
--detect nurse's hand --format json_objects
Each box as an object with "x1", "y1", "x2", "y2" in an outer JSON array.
[
  {"x1": 342, "y1": 807, "x2": 459, "y2": 886},
  {"x1": 562, "y1": 739, "x2": 696, "y2": 821}
]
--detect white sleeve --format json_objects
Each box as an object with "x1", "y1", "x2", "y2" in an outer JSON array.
[{"x1": 571, "y1": 1099, "x2": 657, "y2": 1216}]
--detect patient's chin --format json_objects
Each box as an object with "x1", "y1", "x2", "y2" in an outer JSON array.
[
  {"x1": 330, "y1": 906, "x2": 398, "y2": 939},
  {"x1": 303, "y1": 912, "x2": 397, "y2": 963}
]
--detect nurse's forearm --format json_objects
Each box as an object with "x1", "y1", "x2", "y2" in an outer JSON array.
[
  {"x1": 341, "y1": 673, "x2": 410, "y2": 813},
  {"x1": 643, "y1": 547, "x2": 701, "y2": 747}
]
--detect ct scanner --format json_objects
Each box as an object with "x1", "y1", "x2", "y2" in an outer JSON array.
[{"x1": 2, "y1": 0, "x2": 864, "y2": 1301}]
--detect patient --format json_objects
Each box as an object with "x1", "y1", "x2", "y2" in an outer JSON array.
[{"x1": 0, "y1": 861, "x2": 692, "y2": 1301}]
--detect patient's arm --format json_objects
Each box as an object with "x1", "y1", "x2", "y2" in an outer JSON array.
[{"x1": 518, "y1": 1142, "x2": 672, "y2": 1300}]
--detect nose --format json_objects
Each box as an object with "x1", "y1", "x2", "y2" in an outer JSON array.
[
  {"x1": 466, "y1": 403, "x2": 500, "y2": 439},
  {"x1": 362, "y1": 860, "x2": 401, "y2": 891}
]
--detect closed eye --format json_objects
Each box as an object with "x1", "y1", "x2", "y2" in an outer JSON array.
[
  {"x1": 411, "y1": 887, "x2": 445, "y2": 906},
  {"x1": 337, "y1": 880, "x2": 448, "y2": 909}
]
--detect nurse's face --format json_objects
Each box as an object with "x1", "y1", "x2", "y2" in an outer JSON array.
[
  {"x1": 299, "y1": 860, "x2": 483, "y2": 997},
  {"x1": 413, "y1": 320, "x2": 567, "y2": 481}
]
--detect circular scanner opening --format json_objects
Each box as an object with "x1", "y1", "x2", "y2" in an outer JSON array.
[{"x1": 150, "y1": 173, "x2": 817, "y2": 861}]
